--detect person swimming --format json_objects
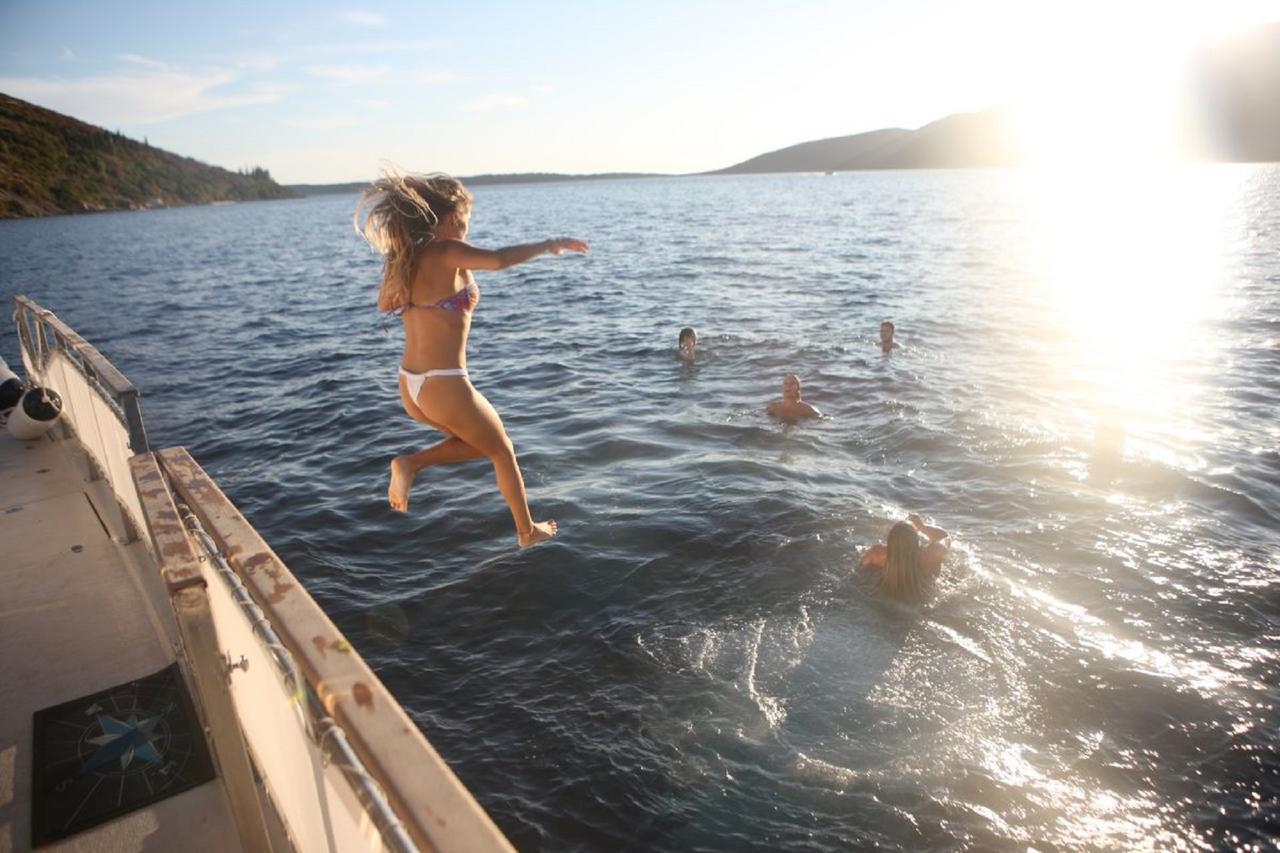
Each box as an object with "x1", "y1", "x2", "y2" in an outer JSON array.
[
  {"x1": 858, "y1": 513, "x2": 949, "y2": 601},
  {"x1": 355, "y1": 170, "x2": 588, "y2": 548},
  {"x1": 879, "y1": 319, "x2": 900, "y2": 352},
  {"x1": 678, "y1": 327, "x2": 697, "y2": 363},
  {"x1": 767, "y1": 373, "x2": 822, "y2": 422}
]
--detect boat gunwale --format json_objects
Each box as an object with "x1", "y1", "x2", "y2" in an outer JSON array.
[
  {"x1": 13, "y1": 294, "x2": 148, "y2": 452},
  {"x1": 152, "y1": 445, "x2": 514, "y2": 853}
]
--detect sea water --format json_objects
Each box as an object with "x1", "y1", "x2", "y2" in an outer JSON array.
[{"x1": 2, "y1": 166, "x2": 1277, "y2": 851}]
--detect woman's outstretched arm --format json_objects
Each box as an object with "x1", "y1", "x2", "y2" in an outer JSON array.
[{"x1": 437, "y1": 237, "x2": 588, "y2": 271}]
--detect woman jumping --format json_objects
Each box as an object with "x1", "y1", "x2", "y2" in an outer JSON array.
[{"x1": 356, "y1": 172, "x2": 588, "y2": 547}]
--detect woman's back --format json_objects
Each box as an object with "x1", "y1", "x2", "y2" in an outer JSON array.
[{"x1": 397, "y1": 248, "x2": 474, "y2": 372}]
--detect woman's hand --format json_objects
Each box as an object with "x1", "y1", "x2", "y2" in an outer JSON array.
[
  {"x1": 907, "y1": 513, "x2": 949, "y2": 545},
  {"x1": 546, "y1": 237, "x2": 589, "y2": 256}
]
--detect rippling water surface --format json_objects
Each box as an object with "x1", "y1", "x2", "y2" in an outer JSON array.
[{"x1": 3, "y1": 167, "x2": 1278, "y2": 851}]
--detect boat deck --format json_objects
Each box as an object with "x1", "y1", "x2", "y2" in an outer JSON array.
[{"x1": 0, "y1": 427, "x2": 241, "y2": 852}]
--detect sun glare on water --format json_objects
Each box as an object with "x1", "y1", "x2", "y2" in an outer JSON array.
[
  {"x1": 1004, "y1": 2, "x2": 1265, "y2": 449},
  {"x1": 1014, "y1": 162, "x2": 1247, "y2": 466},
  {"x1": 1018, "y1": 163, "x2": 1237, "y2": 375}
]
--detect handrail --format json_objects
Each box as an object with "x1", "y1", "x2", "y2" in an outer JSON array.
[
  {"x1": 170, "y1": 485, "x2": 419, "y2": 853},
  {"x1": 133, "y1": 447, "x2": 424, "y2": 853},
  {"x1": 12, "y1": 294, "x2": 148, "y2": 452},
  {"x1": 155, "y1": 446, "x2": 514, "y2": 853},
  {"x1": 129, "y1": 451, "x2": 275, "y2": 853}
]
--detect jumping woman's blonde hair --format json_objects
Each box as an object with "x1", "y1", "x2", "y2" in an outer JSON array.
[
  {"x1": 877, "y1": 521, "x2": 930, "y2": 602},
  {"x1": 354, "y1": 170, "x2": 473, "y2": 311}
]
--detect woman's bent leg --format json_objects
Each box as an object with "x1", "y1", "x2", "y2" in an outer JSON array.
[
  {"x1": 416, "y1": 378, "x2": 556, "y2": 547},
  {"x1": 389, "y1": 376, "x2": 485, "y2": 512},
  {"x1": 389, "y1": 436, "x2": 484, "y2": 512}
]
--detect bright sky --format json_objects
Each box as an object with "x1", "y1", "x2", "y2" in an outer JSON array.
[{"x1": 0, "y1": 0, "x2": 1275, "y2": 183}]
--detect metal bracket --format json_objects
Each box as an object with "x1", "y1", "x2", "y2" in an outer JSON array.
[{"x1": 224, "y1": 652, "x2": 249, "y2": 677}]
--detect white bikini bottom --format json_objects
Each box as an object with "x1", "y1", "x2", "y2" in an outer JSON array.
[{"x1": 399, "y1": 367, "x2": 467, "y2": 401}]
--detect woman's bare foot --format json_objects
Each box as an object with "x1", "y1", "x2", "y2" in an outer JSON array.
[
  {"x1": 517, "y1": 519, "x2": 558, "y2": 548},
  {"x1": 388, "y1": 456, "x2": 416, "y2": 512}
]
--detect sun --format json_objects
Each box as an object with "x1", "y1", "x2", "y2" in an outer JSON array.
[{"x1": 1008, "y1": 1, "x2": 1277, "y2": 168}]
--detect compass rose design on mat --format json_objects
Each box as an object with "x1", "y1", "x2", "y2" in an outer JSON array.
[
  {"x1": 84, "y1": 712, "x2": 165, "y2": 771},
  {"x1": 31, "y1": 663, "x2": 216, "y2": 845}
]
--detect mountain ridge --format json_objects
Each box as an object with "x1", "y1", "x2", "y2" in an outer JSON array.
[{"x1": 0, "y1": 92, "x2": 297, "y2": 218}]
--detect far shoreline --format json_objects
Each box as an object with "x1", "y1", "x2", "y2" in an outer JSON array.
[
  {"x1": 6, "y1": 161, "x2": 1276, "y2": 222},
  {"x1": 287, "y1": 171, "x2": 672, "y2": 197},
  {"x1": 287, "y1": 157, "x2": 1280, "y2": 197}
]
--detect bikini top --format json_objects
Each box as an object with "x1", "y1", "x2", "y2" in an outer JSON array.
[{"x1": 404, "y1": 279, "x2": 480, "y2": 314}]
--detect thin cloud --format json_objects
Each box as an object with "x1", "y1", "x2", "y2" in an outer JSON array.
[
  {"x1": 117, "y1": 53, "x2": 168, "y2": 70},
  {"x1": 0, "y1": 70, "x2": 292, "y2": 125},
  {"x1": 340, "y1": 10, "x2": 388, "y2": 27},
  {"x1": 236, "y1": 55, "x2": 280, "y2": 72},
  {"x1": 303, "y1": 39, "x2": 443, "y2": 57},
  {"x1": 304, "y1": 63, "x2": 389, "y2": 82},
  {"x1": 531, "y1": 83, "x2": 554, "y2": 95},
  {"x1": 291, "y1": 115, "x2": 360, "y2": 129},
  {"x1": 459, "y1": 94, "x2": 529, "y2": 112},
  {"x1": 61, "y1": 47, "x2": 75, "y2": 61},
  {"x1": 418, "y1": 70, "x2": 456, "y2": 84},
  {"x1": 363, "y1": 99, "x2": 392, "y2": 109}
]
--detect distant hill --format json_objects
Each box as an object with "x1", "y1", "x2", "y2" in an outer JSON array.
[
  {"x1": 289, "y1": 171, "x2": 665, "y2": 196},
  {"x1": 851, "y1": 109, "x2": 1024, "y2": 169},
  {"x1": 711, "y1": 127, "x2": 913, "y2": 174},
  {"x1": 713, "y1": 107, "x2": 1027, "y2": 175},
  {"x1": 0, "y1": 93, "x2": 297, "y2": 218},
  {"x1": 287, "y1": 181, "x2": 370, "y2": 197}
]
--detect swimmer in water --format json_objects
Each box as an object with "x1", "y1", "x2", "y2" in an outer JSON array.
[
  {"x1": 879, "y1": 319, "x2": 899, "y2": 352},
  {"x1": 678, "y1": 327, "x2": 697, "y2": 362},
  {"x1": 356, "y1": 170, "x2": 588, "y2": 548},
  {"x1": 767, "y1": 373, "x2": 822, "y2": 422},
  {"x1": 858, "y1": 513, "x2": 949, "y2": 601}
]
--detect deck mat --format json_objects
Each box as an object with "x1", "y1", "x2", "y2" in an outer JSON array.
[{"x1": 31, "y1": 662, "x2": 216, "y2": 846}]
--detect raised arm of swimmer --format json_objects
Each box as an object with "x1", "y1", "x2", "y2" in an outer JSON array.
[
  {"x1": 858, "y1": 513, "x2": 951, "y2": 599},
  {"x1": 438, "y1": 237, "x2": 588, "y2": 271},
  {"x1": 907, "y1": 513, "x2": 948, "y2": 575},
  {"x1": 907, "y1": 513, "x2": 948, "y2": 544}
]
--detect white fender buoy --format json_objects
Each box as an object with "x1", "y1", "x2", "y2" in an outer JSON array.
[
  {"x1": 8, "y1": 386, "x2": 63, "y2": 440},
  {"x1": 0, "y1": 356, "x2": 23, "y2": 412}
]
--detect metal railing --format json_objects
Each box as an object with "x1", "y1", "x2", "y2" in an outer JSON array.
[
  {"x1": 172, "y1": 490, "x2": 418, "y2": 853},
  {"x1": 154, "y1": 445, "x2": 514, "y2": 853},
  {"x1": 13, "y1": 295, "x2": 148, "y2": 453},
  {"x1": 12, "y1": 295, "x2": 148, "y2": 542}
]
